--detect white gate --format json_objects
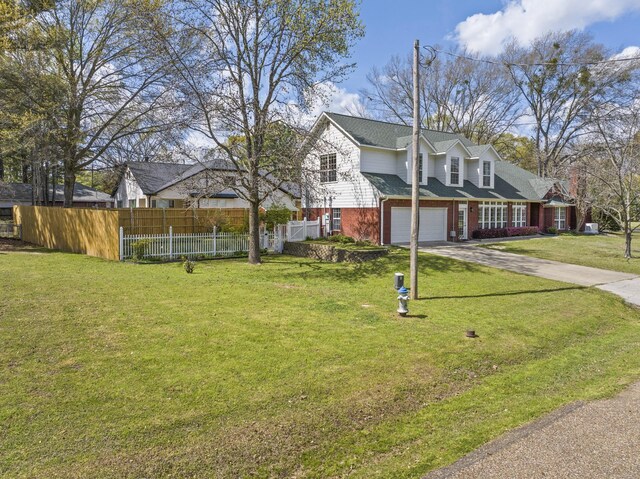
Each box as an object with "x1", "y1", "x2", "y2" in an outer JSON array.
[{"x1": 286, "y1": 219, "x2": 320, "y2": 242}]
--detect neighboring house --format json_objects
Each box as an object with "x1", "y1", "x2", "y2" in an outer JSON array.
[
  {"x1": 0, "y1": 182, "x2": 113, "y2": 219},
  {"x1": 303, "y1": 112, "x2": 578, "y2": 244},
  {"x1": 112, "y1": 160, "x2": 300, "y2": 212}
]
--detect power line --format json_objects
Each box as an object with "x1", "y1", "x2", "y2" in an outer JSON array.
[{"x1": 426, "y1": 45, "x2": 640, "y2": 68}]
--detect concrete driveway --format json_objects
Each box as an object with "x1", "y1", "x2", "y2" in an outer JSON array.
[
  {"x1": 420, "y1": 244, "x2": 640, "y2": 306},
  {"x1": 419, "y1": 243, "x2": 640, "y2": 478},
  {"x1": 424, "y1": 382, "x2": 640, "y2": 479}
]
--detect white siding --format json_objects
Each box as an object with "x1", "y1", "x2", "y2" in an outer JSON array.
[
  {"x1": 466, "y1": 158, "x2": 481, "y2": 187},
  {"x1": 113, "y1": 168, "x2": 145, "y2": 207},
  {"x1": 158, "y1": 178, "x2": 297, "y2": 210},
  {"x1": 361, "y1": 147, "x2": 396, "y2": 174},
  {"x1": 446, "y1": 144, "x2": 469, "y2": 186},
  {"x1": 477, "y1": 148, "x2": 500, "y2": 189},
  {"x1": 395, "y1": 150, "x2": 408, "y2": 182},
  {"x1": 433, "y1": 155, "x2": 447, "y2": 184},
  {"x1": 405, "y1": 138, "x2": 433, "y2": 184},
  {"x1": 305, "y1": 122, "x2": 379, "y2": 208}
]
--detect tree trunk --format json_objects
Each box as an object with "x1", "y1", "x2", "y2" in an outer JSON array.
[
  {"x1": 625, "y1": 229, "x2": 633, "y2": 259},
  {"x1": 0, "y1": 158, "x2": 4, "y2": 181},
  {"x1": 248, "y1": 199, "x2": 261, "y2": 264},
  {"x1": 63, "y1": 167, "x2": 76, "y2": 208}
]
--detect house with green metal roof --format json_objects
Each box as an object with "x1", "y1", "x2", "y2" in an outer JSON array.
[{"x1": 303, "y1": 112, "x2": 577, "y2": 244}]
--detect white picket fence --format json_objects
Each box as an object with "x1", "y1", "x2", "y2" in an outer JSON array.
[
  {"x1": 119, "y1": 226, "x2": 283, "y2": 261},
  {"x1": 119, "y1": 220, "x2": 315, "y2": 261},
  {"x1": 286, "y1": 219, "x2": 321, "y2": 242}
]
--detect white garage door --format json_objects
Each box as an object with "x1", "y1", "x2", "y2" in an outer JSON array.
[{"x1": 390, "y1": 207, "x2": 448, "y2": 244}]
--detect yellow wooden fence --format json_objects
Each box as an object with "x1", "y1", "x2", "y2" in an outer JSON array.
[
  {"x1": 12, "y1": 206, "x2": 251, "y2": 260},
  {"x1": 13, "y1": 205, "x2": 121, "y2": 260},
  {"x1": 117, "y1": 208, "x2": 247, "y2": 234}
]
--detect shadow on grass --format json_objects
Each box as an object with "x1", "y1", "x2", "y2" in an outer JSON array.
[
  {"x1": 0, "y1": 238, "x2": 57, "y2": 254},
  {"x1": 426, "y1": 285, "x2": 585, "y2": 301},
  {"x1": 276, "y1": 250, "x2": 483, "y2": 282}
]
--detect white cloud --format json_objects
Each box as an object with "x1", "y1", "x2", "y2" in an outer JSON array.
[
  {"x1": 455, "y1": 0, "x2": 640, "y2": 56},
  {"x1": 308, "y1": 82, "x2": 365, "y2": 118},
  {"x1": 284, "y1": 82, "x2": 366, "y2": 127}
]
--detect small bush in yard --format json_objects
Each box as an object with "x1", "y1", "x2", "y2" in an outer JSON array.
[
  {"x1": 546, "y1": 226, "x2": 558, "y2": 235},
  {"x1": 328, "y1": 234, "x2": 355, "y2": 244},
  {"x1": 131, "y1": 239, "x2": 151, "y2": 261},
  {"x1": 506, "y1": 226, "x2": 540, "y2": 237},
  {"x1": 472, "y1": 228, "x2": 509, "y2": 239},
  {"x1": 183, "y1": 258, "x2": 196, "y2": 274},
  {"x1": 472, "y1": 226, "x2": 540, "y2": 239}
]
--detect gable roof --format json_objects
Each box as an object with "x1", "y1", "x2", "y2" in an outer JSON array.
[
  {"x1": 0, "y1": 182, "x2": 112, "y2": 203},
  {"x1": 124, "y1": 160, "x2": 301, "y2": 199},
  {"x1": 324, "y1": 112, "x2": 476, "y2": 150},
  {"x1": 126, "y1": 162, "x2": 192, "y2": 195}
]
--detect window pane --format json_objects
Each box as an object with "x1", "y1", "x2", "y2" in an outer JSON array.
[
  {"x1": 483, "y1": 161, "x2": 491, "y2": 187},
  {"x1": 451, "y1": 157, "x2": 460, "y2": 184},
  {"x1": 332, "y1": 208, "x2": 341, "y2": 231}
]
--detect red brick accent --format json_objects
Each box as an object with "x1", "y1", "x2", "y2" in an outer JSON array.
[
  {"x1": 468, "y1": 201, "x2": 480, "y2": 233},
  {"x1": 306, "y1": 207, "x2": 380, "y2": 243}
]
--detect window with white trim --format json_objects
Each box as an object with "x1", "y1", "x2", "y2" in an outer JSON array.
[
  {"x1": 479, "y1": 201, "x2": 507, "y2": 229},
  {"x1": 332, "y1": 208, "x2": 341, "y2": 231},
  {"x1": 512, "y1": 202, "x2": 527, "y2": 227},
  {"x1": 320, "y1": 153, "x2": 337, "y2": 183},
  {"x1": 450, "y1": 157, "x2": 460, "y2": 185},
  {"x1": 555, "y1": 207, "x2": 566, "y2": 230},
  {"x1": 129, "y1": 199, "x2": 136, "y2": 208},
  {"x1": 482, "y1": 161, "x2": 491, "y2": 187},
  {"x1": 418, "y1": 153, "x2": 424, "y2": 183}
]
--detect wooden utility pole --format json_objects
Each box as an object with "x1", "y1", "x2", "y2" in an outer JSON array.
[{"x1": 410, "y1": 39, "x2": 420, "y2": 300}]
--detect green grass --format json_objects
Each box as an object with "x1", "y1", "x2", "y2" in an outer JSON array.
[
  {"x1": 1, "y1": 246, "x2": 639, "y2": 478},
  {"x1": 481, "y1": 233, "x2": 640, "y2": 275}
]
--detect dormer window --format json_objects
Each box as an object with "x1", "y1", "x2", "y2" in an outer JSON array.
[
  {"x1": 450, "y1": 157, "x2": 460, "y2": 185},
  {"x1": 320, "y1": 153, "x2": 337, "y2": 183},
  {"x1": 482, "y1": 161, "x2": 491, "y2": 187}
]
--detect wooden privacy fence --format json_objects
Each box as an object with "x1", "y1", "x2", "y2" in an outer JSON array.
[
  {"x1": 14, "y1": 205, "x2": 120, "y2": 260},
  {"x1": 12, "y1": 206, "x2": 252, "y2": 261},
  {"x1": 118, "y1": 208, "x2": 248, "y2": 234}
]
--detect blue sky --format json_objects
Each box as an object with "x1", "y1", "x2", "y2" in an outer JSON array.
[{"x1": 337, "y1": 0, "x2": 640, "y2": 98}]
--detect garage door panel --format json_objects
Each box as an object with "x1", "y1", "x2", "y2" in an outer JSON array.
[{"x1": 390, "y1": 207, "x2": 447, "y2": 243}]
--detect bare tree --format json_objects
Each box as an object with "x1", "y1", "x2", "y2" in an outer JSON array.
[
  {"x1": 503, "y1": 31, "x2": 636, "y2": 178},
  {"x1": 363, "y1": 48, "x2": 523, "y2": 147},
  {"x1": 158, "y1": 0, "x2": 363, "y2": 264},
  {"x1": 583, "y1": 102, "x2": 640, "y2": 257},
  {"x1": 32, "y1": 0, "x2": 179, "y2": 206}
]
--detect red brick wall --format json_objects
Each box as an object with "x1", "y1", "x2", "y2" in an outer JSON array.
[
  {"x1": 307, "y1": 207, "x2": 380, "y2": 242},
  {"x1": 468, "y1": 201, "x2": 479, "y2": 233}
]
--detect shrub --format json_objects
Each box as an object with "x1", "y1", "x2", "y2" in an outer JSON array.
[
  {"x1": 183, "y1": 258, "x2": 196, "y2": 274},
  {"x1": 505, "y1": 226, "x2": 540, "y2": 237},
  {"x1": 131, "y1": 239, "x2": 151, "y2": 261},
  {"x1": 471, "y1": 228, "x2": 508, "y2": 239},
  {"x1": 328, "y1": 234, "x2": 355, "y2": 244},
  {"x1": 264, "y1": 205, "x2": 292, "y2": 230},
  {"x1": 472, "y1": 226, "x2": 540, "y2": 239},
  {"x1": 546, "y1": 226, "x2": 558, "y2": 235}
]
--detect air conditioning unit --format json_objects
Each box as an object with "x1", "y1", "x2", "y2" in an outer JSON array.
[{"x1": 584, "y1": 223, "x2": 599, "y2": 234}]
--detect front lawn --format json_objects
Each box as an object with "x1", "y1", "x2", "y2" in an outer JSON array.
[
  {"x1": 1, "y1": 246, "x2": 640, "y2": 478},
  {"x1": 481, "y1": 233, "x2": 640, "y2": 275}
]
